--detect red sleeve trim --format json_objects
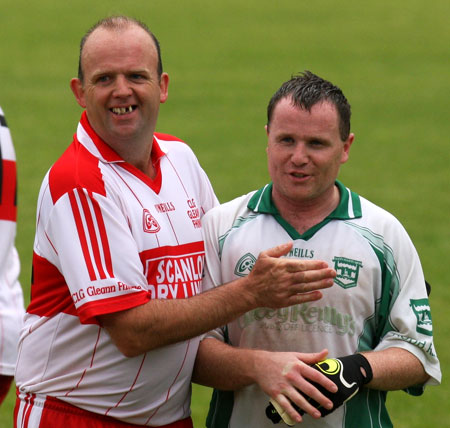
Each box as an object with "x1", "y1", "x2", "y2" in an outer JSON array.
[{"x1": 77, "y1": 291, "x2": 151, "y2": 325}]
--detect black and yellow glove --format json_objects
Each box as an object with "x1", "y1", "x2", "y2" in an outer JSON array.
[{"x1": 265, "y1": 353, "x2": 373, "y2": 425}]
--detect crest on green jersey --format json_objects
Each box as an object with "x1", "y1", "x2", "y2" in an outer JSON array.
[
  {"x1": 234, "y1": 253, "x2": 256, "y2": 277},
  {"x1": 410, "y1": 298, "x2": 433, "y2": 336},
  {"x1": 332, "y1": 256, "x2": 363, "y2": 289}
]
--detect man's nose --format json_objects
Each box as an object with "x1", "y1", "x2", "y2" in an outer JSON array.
[
  {"x1": 113, "y1": 75, "x2": 132, "y2": 97},
  {"x1": 291, "y1": 142, "x2": 308, "y2": 165}
]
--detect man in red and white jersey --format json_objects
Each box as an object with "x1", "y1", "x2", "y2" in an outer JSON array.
[
  {"x1": 0, "y1": 106, "x2": 25, "y2": 406},
  {"x1": 14, "y1": 16, "x2": 337, "y2": 428}
]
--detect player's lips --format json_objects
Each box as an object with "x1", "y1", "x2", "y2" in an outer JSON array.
[
  {"x1": 290, "y1": 171, "x2": 310, "y2": 178},
  {"x1": 110, "y1": 105, "x2": 137, "y2": 115}
]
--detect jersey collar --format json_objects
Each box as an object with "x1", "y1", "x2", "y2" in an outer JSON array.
[
  {"x1": 247, "y1": 180, "x2": 362, "y2": 240},
  {"x1": 76, "y1": 111, "x2": 166, "y2": 193},
  {"x1": 77, "y1": 111, "x2": 166, "y2": 165}
]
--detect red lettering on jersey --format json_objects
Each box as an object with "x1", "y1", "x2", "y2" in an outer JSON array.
[
  {"x1": 140, "y1": 242, "x2": 205, "y2": 299},
  {"x1": 154, "y1": 202, "x2": 176, "y2": 213},
  {"x1": 186, "y1": 199, "x2": 201, "y2": 229}
]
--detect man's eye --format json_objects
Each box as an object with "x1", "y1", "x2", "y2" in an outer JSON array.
[
  {"x1": 130, "y1": 74, "x2": 145, "y2": 81},
  {"x1": 281, "y1": 137, "x2": 295, "y2": 144},
  {"x1": 97, "y1": 76, "x2": 110, "y2": 83},
  {"x1": 309, "y1": 140, "x2": 324, "y2": 147}
]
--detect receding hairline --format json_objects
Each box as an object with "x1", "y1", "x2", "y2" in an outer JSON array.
[{"x1": 78, "y1": 16, "x2": 163, "y2": 81}]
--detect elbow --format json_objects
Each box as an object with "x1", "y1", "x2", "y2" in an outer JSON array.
[
  {"x1": 110, "y1": 333, "x2": 162, "y2": 357},
  {"x1": 117, "y1": 343, "x2": 143, "y2": 358}
]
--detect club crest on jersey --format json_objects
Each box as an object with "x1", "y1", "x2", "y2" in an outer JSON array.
[
  {"x1": 234, "y1": 253, "x2": 256, "y2": 277},
  {"x1": 410, "y1": 298, "x2": 433, "y2": 336},
  {"x1": 332, "y1": 256, "x2": 363, "y2": 289},
  {"x1": 143, "y1": 209, "x2": 160, "y2": 233}
]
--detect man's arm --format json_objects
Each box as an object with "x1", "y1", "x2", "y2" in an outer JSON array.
[
  {"x1": 192, "y1": 337, "x2": 338, "y2": 422},
  {"x1": 192, "y1": 343, "x2": 430, "y2": 424},
  {"x1": 362, "y1": 347, "x2": 429, "y2": 390},
  {"x1": 100, "y1": 242, "x2": 336, "y2": 357}
]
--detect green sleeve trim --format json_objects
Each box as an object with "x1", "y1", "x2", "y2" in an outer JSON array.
[
  {"x1": 344, "y1": 389, "x2": 392, "y2": 428},
  {"x1": 205, "y1": 326, "x2": 235, "y2": 428}
]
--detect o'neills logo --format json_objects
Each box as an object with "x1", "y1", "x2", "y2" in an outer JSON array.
[
  {"x1": 141, "y1": 242, "x2": 205, "y2": 299},
  {"x1": 143, "y1": 209, "x2": 160, "y2": 233}
]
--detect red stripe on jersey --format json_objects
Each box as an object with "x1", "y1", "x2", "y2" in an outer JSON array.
[
  {"x1": 145, "y1": 340, "x2": 191, "y2": 425},
  {"x1": 68, "y1": 190, "x2": 97, "y2": 281},
  {"x1": 105, "y1": 354, "x2": 147, "y2": 417},
  {"x1": 90, "y1": 190, "x2": 114, "y2": 278},
  {"x1": 65, "y1": 327, "x2": 102, "y2": 397},
  {"x1": 27, "y1": 252, "x2": 77, "y2": 318},
  {"x1": 0, "y1": 159, "x2": 17, "y2": 221},
  {"x1": 78, "y1": 189, "x2": 108, "y2": 279}
]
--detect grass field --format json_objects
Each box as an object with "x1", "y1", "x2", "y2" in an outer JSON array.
[{"x1": 1, "y1": 0, "x2": 448, "y2": 426}]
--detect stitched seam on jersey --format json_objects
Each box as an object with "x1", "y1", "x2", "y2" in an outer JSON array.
[{"x1": 217, "y1": 214, "x2": 259, "y2": 260}]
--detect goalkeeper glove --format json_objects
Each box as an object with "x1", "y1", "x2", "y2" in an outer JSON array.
[{"x1": 265, "y1": 353, "x2": 373, "y2": 425}]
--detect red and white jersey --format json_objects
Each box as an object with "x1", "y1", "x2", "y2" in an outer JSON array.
[
  {"x1": 0, "y1": 106, "x2": 24, "y2": 376},
  {"x1": 15, "y1": 112, "x2": 218, "y2": 426}
]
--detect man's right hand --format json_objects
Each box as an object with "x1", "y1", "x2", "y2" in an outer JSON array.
[
  {"x1": 251, "y1": 349, "x2": 338, "y2": 424},
  {"x1": 243, "y1": 242, "x2": 336, "y2": 309}
]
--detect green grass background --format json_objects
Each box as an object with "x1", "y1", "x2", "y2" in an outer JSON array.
[{"x1": 0, "y1": 0, "x2": 448, "y2": 426}]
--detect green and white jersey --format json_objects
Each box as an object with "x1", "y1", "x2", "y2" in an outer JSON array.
[{"x1": 202, "y1": 181, "x2": 441, "y2": 428}]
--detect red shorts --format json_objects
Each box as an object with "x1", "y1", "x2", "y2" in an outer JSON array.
[{"x1": 15, "y1": 392, "x2": 194, "y2": 428}]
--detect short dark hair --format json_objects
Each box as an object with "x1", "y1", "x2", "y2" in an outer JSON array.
[
  {"x1": 77, "y1": 15, "x2": 163, "y2": 82},
  {"x1": 267, "y1": 71, "x2": 351, "y2": 141}
]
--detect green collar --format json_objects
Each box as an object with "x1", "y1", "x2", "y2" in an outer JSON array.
[{"x1": 247, "y1": 180, "x2": 362, "y2": 240}]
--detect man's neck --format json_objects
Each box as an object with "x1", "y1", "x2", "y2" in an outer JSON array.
[
  {"x1": 109, "y1": 137, "x2": 156, "y2": 179},
  {"x1": 273, "y1": 185, "x2": 341, "y2": 235}
]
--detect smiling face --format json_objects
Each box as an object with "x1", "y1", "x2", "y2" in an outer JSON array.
[
  {"x1": 266, "y1": 97, "x2": 353, "y2": 212},
  {"x1": 70, "y1": 24, "x2": 168, "y2": 149}
]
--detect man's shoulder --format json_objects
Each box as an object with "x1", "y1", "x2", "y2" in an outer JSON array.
[
  {"x1": 203, "y1": 191, "x2": 257, "y2": 224},
  {"x1": 154, "y1": 132, "x2": 199, "y2": 160},
  {"x1": 351, "y1": 194, "x2": 410, "y2": 242},
  {"x1": 154, "y1": 132, "x2": 186, "y2": 143},
  {"x1": 358, "y1": 195, "x2": 402, "y2": 225},
  {"x1": 47, "y1": 139, "x2": 105, "y2": 204}
]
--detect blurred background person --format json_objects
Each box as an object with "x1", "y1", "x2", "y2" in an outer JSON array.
[{"x1": 0, "y1": 106, "x2": 25, "y2": 405}]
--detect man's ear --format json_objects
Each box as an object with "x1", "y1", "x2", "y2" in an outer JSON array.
[
  {"x1": 341, "y1": 133, "x2": 354, "y2": 164},
  {"x1": 70, "y1": 78, "x2": 86, "y2": 108},
  {"x1": 159, "y1": 72, "x2": 169, "y2": 104}
]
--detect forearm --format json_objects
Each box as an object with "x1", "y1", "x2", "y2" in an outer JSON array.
[
  {"x1": 193, "y1": 339, "x2": 337, "y2": 423},
  {"x1": 192, "y1": 338, "x2": 260, "y2": 390},
  {"x1": 362, "y1": 347, "x2": 429, "y2": 390},
  {"x1": 101, "y1": 278, "x2": 256, "y2": 356},
  {"x1": 100, "y1": 245, "x2": 335, "y2": 356}
]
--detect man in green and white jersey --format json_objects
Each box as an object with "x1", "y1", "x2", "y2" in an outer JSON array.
[{"x1": 193, "y1": 71, "x2": 441, "y2": 428}]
